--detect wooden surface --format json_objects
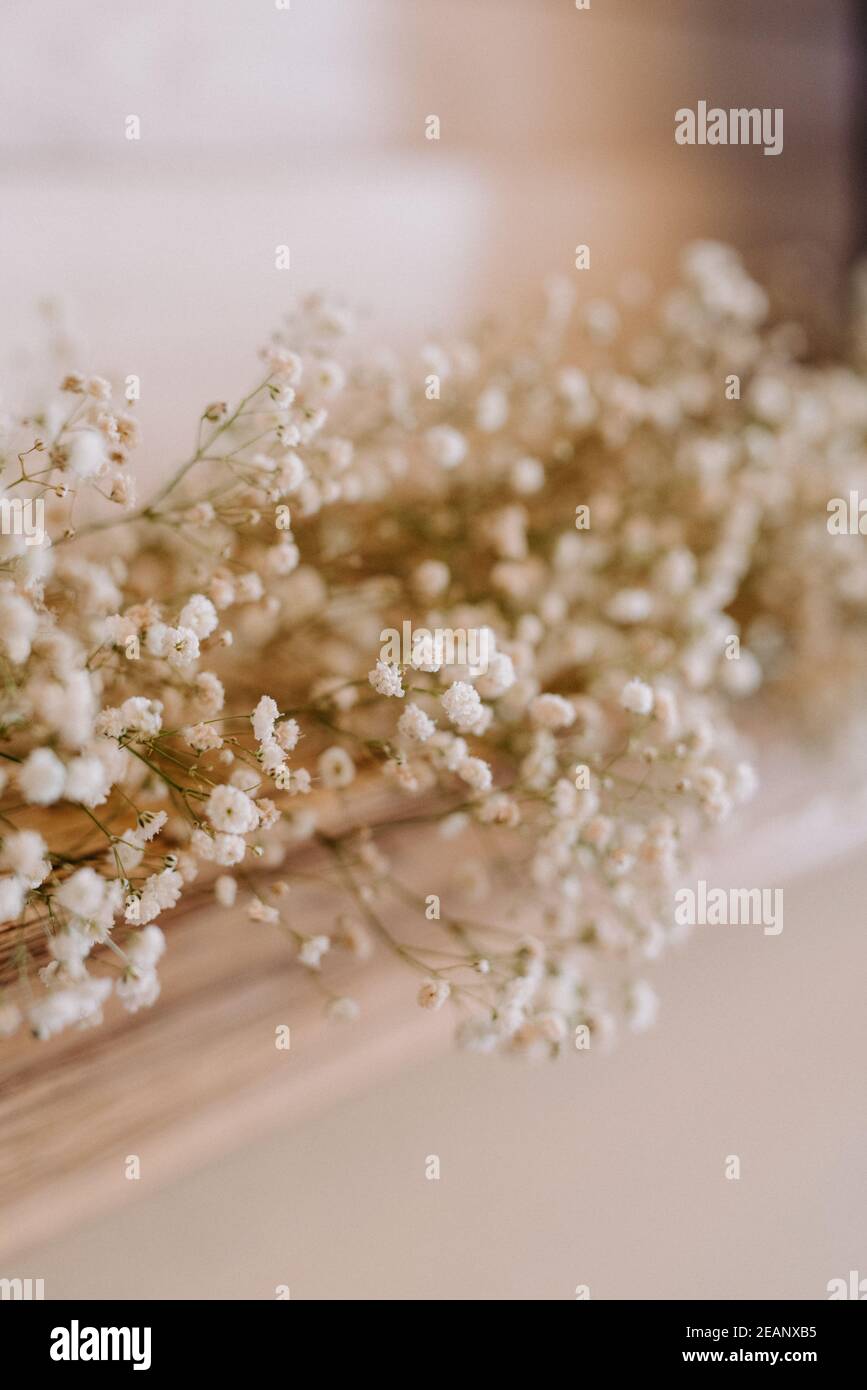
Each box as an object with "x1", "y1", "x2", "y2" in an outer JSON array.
[
  {"x1": 3, "y1": 736, "x2": 867, "y2": 1262},
  {"x1": 0, "y1": 825, "x2": 454, "y2": 1260}
]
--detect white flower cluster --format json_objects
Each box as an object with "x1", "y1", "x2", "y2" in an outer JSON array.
[{"x1": 1, "y1": 253, "x2": 864, "y2": 1055}]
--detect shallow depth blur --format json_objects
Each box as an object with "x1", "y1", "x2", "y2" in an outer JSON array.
[
  {"x1": 11, "y1": 842, "x2": 867, "y2": 1300},
  {"x1": 1, "y1": 0, "x2": 863, "y2": 1300}
]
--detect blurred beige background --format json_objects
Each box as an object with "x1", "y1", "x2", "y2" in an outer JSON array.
[
  {"x1": 10, "y1": 840, "x2": 867, "y2": 1300},
  {"x1": 0, "y1": 0, "x2": 856, "y2": 466},
  {"x1": 1, "y1": 0, "x2": 864, "y2": 1300}
]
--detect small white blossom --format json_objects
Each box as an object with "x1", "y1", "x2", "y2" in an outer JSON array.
[
  {"x1": 64, "y1": 428, "x2": 107, "y2": 479},
  {"x1": 145, "y1": 622, "x2": 172, "y2": 657},
  {"x1": 183, "y1": 723, "x2": 223, "y2": 751},
  {"x1": 441, "y1": 681, "x2": 485, "y2": 733},
  {"x1": 29, "y1": 977, "x2": 112, "y2": 1039},
  {"x1": 299, "y1": 935, "x2": 330, "y2": 969},
  {"x1": 215, "y1": 875, "x2": 237, "y2": 907},
  {"x1": 412, "y1": 559, "x2": 450, "y2": 600},
  {"x1": 317, "y1": 746, "x2": 355, "y2": 788},
  {"x1": 260, "y1": 740, "x2": 286, "y2": 774},
  {"x1": 119, "y1": 697, "x2": 163, "y2": 737},
  {"x1": 179, "y1": 593, "x2": 218, "y2": 638},
  {"x1": 275, "y1": 718, "x2": 300, "y2": 751},
  {"x1": 620, "y1": 678, "x2": 654, "y2": 716},
  {"x1": 166, "y1": 625, "x2": 200, "y2": 669},
  {"x1": 0, "y1": 875, "x2": 26, "y2": 924},
  {"x1": 18, "y1": 748, "x2": 66, "y2": 805},
  {"x1": 195, "y1": 672, "x2": 225, "y2": 714},
  {"x1": 248, "y1": 897, "x2": 279, "y2": 923},
  {"x1": 368, "y1": 659, "x2": 404, "y2": 698},
  {"x1": 0, "y1": 591, "x2": 38, "y2": 664},
  {"x1": 236, "y1": 572, "x2": 264, "y2": 602},
  {"x1": 475, "y1": 651, "x2": 516, "y2": 698},
  {"x1": 528, "y1": 693, "x2": 576, "y2": 730},
  {"x1": 0, "y1": 829, "x2": 49, "y2": 885},
  {"x1": 213, "y1": 833, "x2": 247, "y2": 866},
  {"x1": 425, "y1": 425, "x2": 467, "y2": 470},
  {"x1": 327, "y1": 996, "x2": 361, "y2": 1023},
  {"x1": 136, "y1": 868, "x2": 183, "y2": 924},
  {"x1": 127, "y1": 925, "x2": 166, "y2": 970},
  {"x1": 417, "y1": 979, "x2": 450, "y2": 1010},
  {"x1": 205, "y1": 784, "x2": 260, "y2": 834},
  {"x1": 607, "y1": 588, "x2": 653, "y2": 624},
  {"x1": 116, "y1": 969, "x2": 161, "y2": 1013},
  {"x1": 252, "y1": 695, "x2": 280, "y2": 743},
  {"x1": 64, "y1": 755, "x2": 111, "y2": 806},
  {"x1": 457, "y1": 756, "x2": 493, "y2": 793},
  {"x1": 398, "y1": 703, "x2": 436, "y2": 742},
  {"x1": 54, "y1": 867, "x2": 104, "y2": 922},
  {"x1": 0, "y1": 999, "x2": 22, "y2": 1036},
  {"x1": 731, "y1": 761, "x2": 759, "y2": 803}
]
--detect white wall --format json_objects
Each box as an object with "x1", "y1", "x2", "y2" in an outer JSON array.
[{"x1": 0, "y1": 1, "x2": 856, "y2": 468}]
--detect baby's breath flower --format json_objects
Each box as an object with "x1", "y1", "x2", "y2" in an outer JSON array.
[
  {"x1": 317, "y1": 746, "x2": 355, "y2": 789},
  {"x1": 275, "y1": 718, "x2": 301, "y2": 752},
  {"x1": 18, "y1": 748, "x2": 66, "y2": 805},
  {"x1": 213, "y1": 833, "x2": 246, "y2": 867},
  {"x1": 119, "y1": 697, "x2": 162, "y2": 737},
  {"x1": 0, "y1": 830, "x2": 48, "y2": 884},
  {"x1": 731, "y1": 761, "x2": 759, "y2": 803},
  {"x1": 441, "y1": 680, "x2": 484, "y2": 733},
  {"x1": 368, "y1": 659, "x2": 404, "y2": 699},
  {"x1": 63, "y1": 429, "x2": 107, "y2": 480},
  {"x1": 248, "y1": 897, "x2": 279, "y2": 924},
  {"x1": 620, "y1": 678, "x2": 654, "y2": 716},
  {"x1": 252, "y1": 695, "x2": 280, "y2": 744},
  {"x1": 183, "y1": 723, "x2": 224, "y2": 751},
  {"x1": 333, "y1": 916, "x2": 373, "y2": 960},
  {"x1": 412, "y1": 559, "x2": 450, "y2": 601},
  {"x1": 116, "y1": 969, "x2": 160, "y2": 1013},
  {"x1": 236, "y1": 572, "x2": 264, "y2": 603},
  {"x1": 298, "y1": 935, "x2": 330, "y2": 969},
  {"x1": 0, "y1": 876, "x2": 26, "y2": 925},
  {"x1": 457, "y1": 756, "x2": 493, "y2": 794},
  {"x1": 327, "y1": 996, "x2": 361, "y2": 1023},
  {"x1": 214, "y1": 875, "x2": 237, "y2": 907},
  {"x1": 55, "y1": 867, "x2": 105, "y2": 918},
  {"x1": 417, "y1": 979, "x2": 450, "y2": 1010},
  {"x1": 195, "y1": 672, "x2": 225, "y2": 713},
  {"x1": 425, "y1": 425, "x2": 467, "y2": 470},
  {"x1": 205, "y1": 784, "x2": 260, "y2": 834},
  {"x1": 286, "y1": 768, "x2": 312, "y2": 795},
  {"x1": 64, "y1": 756, "x2": 111, "y2": 807},
  {"x1": 475, "y1": 651, "x2": 516, "y2": 698},
  {"x1": 260, "y1": 740, "x2": 286, "y2": 775},
  {"x1": 2, "y1": 242, "x2": 859, "y2": 1055},
  {"x1": 398, "y1": 702, "x2": 436, "y2": 742},
  {"x1": 0, "y1": 999, "x2": 22, "y2": 1036},
  {"x1": 528, "y1": 693, "x2": 576, "y2": 730},
  {"x1": 179, "y1": 594, "x2": 218, "y2": 639},
  {"x1": 607, "y1": 588, "x2": 654, "y2": 624}
]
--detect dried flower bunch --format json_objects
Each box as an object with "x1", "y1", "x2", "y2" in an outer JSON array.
[{"x1": 1, "y1": 243, "x2": 865, "y2": 1054}]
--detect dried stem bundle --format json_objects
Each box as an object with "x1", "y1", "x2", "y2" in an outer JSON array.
[{"x1": 1, "y1": 244, "x2": 865, "y2": 1054}]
